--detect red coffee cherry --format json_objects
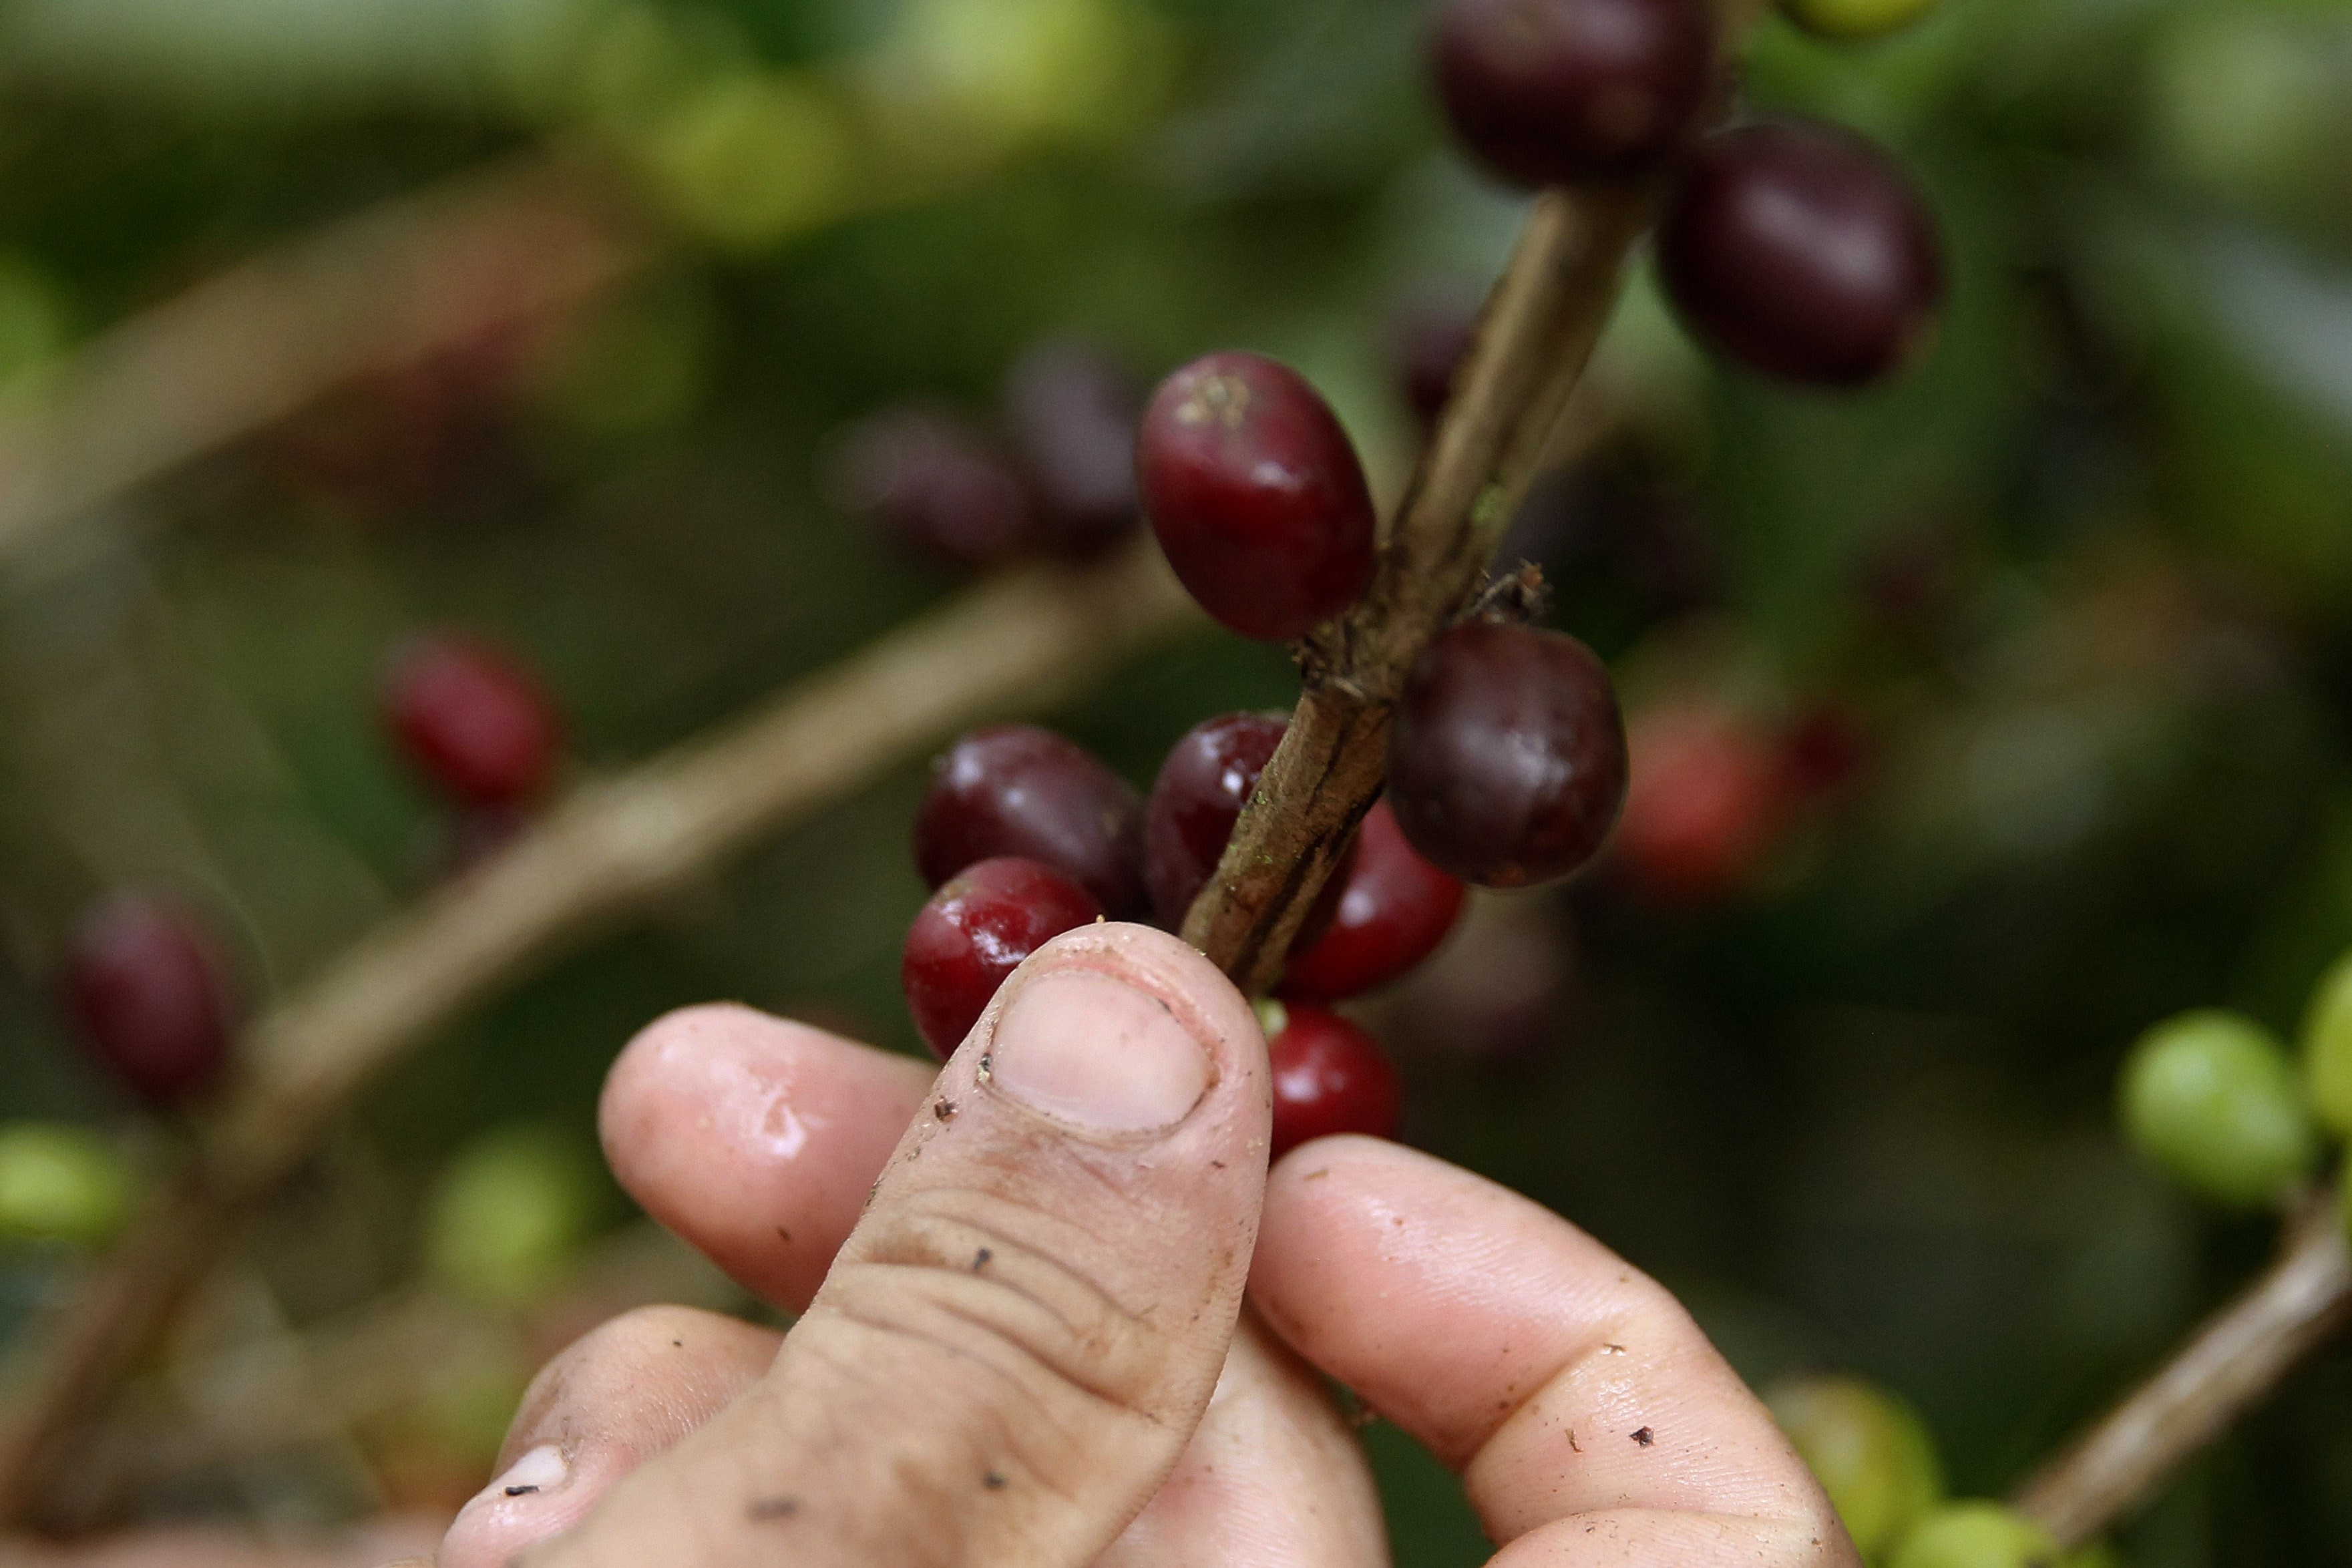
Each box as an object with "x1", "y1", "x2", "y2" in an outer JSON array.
[
  {"x1": 901, "y1": 857, "x2": 1102, "y2": 1060},
  {"x1": 914, "y1": 725, "x2": 1147, "y2": 920},
  {"x1": 1002, "y1": 338, "x2": 1142, "y2": 558},
  {"x1": 1137, "y1": 352, "x2": 1377, "y2": 642},
  {"x1": 1429, "y1": 0, "x2": 1716, "y2": 187},
  {"x1": 1656, "y1": 119, "x2": 1945, "y2": 387},
  {"x1": 1388, "y1": 622, "x2": 1627, "y2": 888},
  {"x1": 1263, "y1": 1000, "x2": 1404, "y2": 1158},
  {"x1": 381, "y1": 634, "x2": 562, "y2": 810},
  {"x1": 829, "y1": 405, "x2": 1032, "y2": 568},
  {"x1": 1282, "y1": 799, "x2": 1467, "y2": 1001},
  {"x1": 65, "y1": 896, "x2": 234, "y2": 1107},
  {"x1": 1615, "y1": 703, "x2": 1795, "y2": 902},
  {"x1": 1144, "y1": 713, "x2": 1352, "y2": 936}
]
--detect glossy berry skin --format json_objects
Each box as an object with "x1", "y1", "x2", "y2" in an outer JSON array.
[
  {"x1": 1656, "y1": 120, "x2": 1945, "y2": 387},
  {"x1": 382, "y1": 634, "x2": 562, "y2": 810},
  {"x1": 1262, "y1": 1001, "x2": 1404, "y2": 1159},
  {"x1": 1144, "y1": 713, "x2": 1351, "y2": 936},
  {"x1": 1388, "y1": 623, "x2": 1627, "y2": 889},
  {"x1": 2297, "y1": 948, "x2": 2352, "y2": 1139},
  {"x1": 1002, "y1": 338, "x2": 1141, "y2": 557},
  {"x1": 1283, "y1": 799, "x2": 1467, "y2": 1001},
  {"x1": 831, "y1": 405, "x2": 1032, "y2": 568},
  {"x1": 902, "y1": 857, "x2": 1102, "y2": 1060},
  {"x1": 914, "y1": 725, "x2": 1147, "y2": 919},
  {"x1": 2120, "y1": 1010, "x2": 2317, "y2": 1209},
  {"x1": 1766, "y1": 1374, "x2": 1944, "y2": 1561},
  {"x1": 65, "y1": 896, "x2": 234, "y2": 1107},
  {"x1": 1137, "y1": 352, "x2": 1377, "y2": 642},
  {"x1": 1782, "y1": 0, "x2": 1940, "y2": 40},
  {"x1": 1887, "y1": 1502, "x2": 2060, "y2": 1568},
  {"x1": 1430, "y1": 0, "x2": 1716, "y2": 187},
  {"x1": 1614, "y1": 705, "x2": 1795, "y2": 902}
]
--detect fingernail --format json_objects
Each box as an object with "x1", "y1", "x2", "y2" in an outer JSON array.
[
  {"x1": 988, "y1": 968, "x2": 1211, "y2": 1135},
  {"x1": 472, "y1": 1443, "x2": 568, "y2": 1507}
]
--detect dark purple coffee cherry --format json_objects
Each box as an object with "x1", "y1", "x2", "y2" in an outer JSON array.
[
  {"x1": 1430, "y1": 0, "x2": 1716, "y2": 187},
  {"x1": 1388, "y1": 622, "x2": 1627, "y2": 888},
  {"x1": 65, "y1": 895, "x2": 234, "y2": 1107},
  {"x1": 914, "y1": 725, "x2": 1147, "y2": 919},
  {"x1": 1655, "y1": 118, "x2": 1945, "y2": 387},
  {"x1": 902, "y1": 857, "x2": 1102, "y2": 1060},
  {"x1": 1137, "y1": 352, "x2": 1377, "y2": 642},
  {"x1": 1394, "y1": 303, "x2": 1479, "y2": 433},
  {"x1": 1144, "y1": 713, "x2": 1352, "y2": 936},
  {"x1": 381, "y1": 633, "x2": 562, "y2": 811},
  {"x1": 1002, "y1": 338, "x2": 1142, "y2": 558},
  {"x1": 829, "y1": 405, "x2": 1032, "y2": 568}
]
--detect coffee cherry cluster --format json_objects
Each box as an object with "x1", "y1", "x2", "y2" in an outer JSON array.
[
  {"x1": 832, "y1": 338, "x2": 1143, "y2": 570},
  {"x1": 1768, "y1": 1371, "x2": 2117, "y2": 1568},
  {"x1": 1426, "y1": 0, "x2": 1948, "y2": 389},
  {"x1": 2116, "y1": 959, "x2": 2352, "y2": 1223}
]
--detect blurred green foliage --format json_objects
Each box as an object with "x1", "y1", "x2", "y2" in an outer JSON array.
[{"x1": 1, "y1": 0, "x2": 2351, "y2": 1558}]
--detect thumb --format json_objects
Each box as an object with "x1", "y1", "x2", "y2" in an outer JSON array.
[{"x1": 532, "y1": 923, "x2": 1271, "y2": 1568}]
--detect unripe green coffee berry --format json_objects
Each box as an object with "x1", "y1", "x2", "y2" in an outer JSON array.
[
  {"x1": 1889, "y1": 1501, "x2": 2060, "y2": 1568},
  {"x1": 1766, "y1": 1374, "x2": 1944, "y2": 1560},
  {"x1": 2119, "y1": 1010, "x2": 2317, "y2": 1209},
  {"x1": 1780, "y1": 0, "x2": 1940, "y2": 42},
  {"x1": 0, "y1": 1123, "x2": 133, "y2": 1246},
  {"x1": 423, "y1": 1125, "x2": 600, "y2": 1307},
  {"x1": 2298, "y1": 950, "x2": 2352, "y2": 1139}
]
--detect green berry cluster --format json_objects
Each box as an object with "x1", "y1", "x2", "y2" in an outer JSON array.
[
  {"x1": 2115, "y1": 950, "x2": 2352, "y2": 1225},
  {"x1": 1770, "y1": 1374, "x2": 2120, "y2": 1566}
]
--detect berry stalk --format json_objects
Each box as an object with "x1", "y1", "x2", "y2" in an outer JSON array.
[
  {"x1": 2010, "y1": 1189, "x2": 2352, "y2": 1548},
  {"x1": 1179, "y1": 0, "x2": 1773, "y2": 992}
]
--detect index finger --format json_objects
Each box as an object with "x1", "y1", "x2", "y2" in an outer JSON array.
[{"x1": 1251, "y1": 1137, "x2": 1855, "y2": 1566}]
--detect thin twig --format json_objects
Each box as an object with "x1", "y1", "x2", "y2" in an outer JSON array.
[
  {"x1": 0, "y1": 149, "x2": 647, "y2": 569},
  {"x1": 0, "y1": 540, "x2": 1200, "y2": 1525},
  {"x1": 2011, "y1": 1191, "x2": 2352, "y2": 1547}
]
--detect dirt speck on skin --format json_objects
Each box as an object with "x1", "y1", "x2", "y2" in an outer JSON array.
[
  {"x1": 1567, "y1": 1428, "x2": 1581, "y2": 1453},
  {"x1": 984, "y1": 1471, "x2": 1008, "y2": 1491},
  {"x1": 504, "y1": 1484, "x2": 540, "y2": 1497},
  {"x1": 748, "y1": 1496, "x2": 801, "y2": 1521},
  {"x1": 972, "y1": 1247, "x2": 992, "y2": 1271},
  {"x1": 1601, "y1": 1343, "x2": 1625, "y2": 1355},
  {"x1": 671, "y1": 1338, "x2": 684, "y2": 1348},
  {"x1": 935, "y1": 1097, "x2": 958, "y2": 1121},
  {"x1": 775, "y1": 1225, "x2": 793, "y2": 1243},
  {"x1": 977, "y1": 1052, "x2": 994, "y2": 1083},
  {"x1": 1303, "y1": 1168, "x2": 1330, "y2": 1181},
  {"x1": 1630, "y1": 1427, "x2": 1653, "y2": 1447}
]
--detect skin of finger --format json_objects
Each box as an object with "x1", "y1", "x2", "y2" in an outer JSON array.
[
  {"x1": 528, "y1": 923, "x2": 1271, "y2": 1568},
  {"x1": 1252, "y1": 1138, "x2": 1856, "y2": 1566},
  {"x1": 1101, "y1": 1309, "x2": 1386, "y2": 1568},
  {"x1": 600, "y1": 1002, "x2": 934, "y2": 1310},
  {"x1": 599, "y1": 996, "x2": 1386, "y2": 1567},
  {"x1": 437, "y1": 1306, "x2": 781, "y2": 1568}
]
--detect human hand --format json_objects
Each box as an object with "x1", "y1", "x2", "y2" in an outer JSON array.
[{"x1": 437, "y1": 922, "x2": 1856, "y2": 1567}]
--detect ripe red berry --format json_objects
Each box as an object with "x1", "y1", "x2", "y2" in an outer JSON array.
[
  {"x1": 1282, "y1": 799, "x2": 1467, "y2": 1001},
  {"x1": 829, "y1": 405, "x2": 1032, "y2": 568},
  {"x1": 1387, "y1": 622, "x2": 1627, "y2": 888},
  {"x1": 1137, "y1": 352, "x2": 1377, "y2": 642},
  {"x1": 1144, "y1": 713, "x2": 1352, "y2": 936},
  {"x1": 65, "y1": 896, "x2": 234, "y2": 1107},
  {"x1": 902, "y1": 857, "x2": 1103, "y2": 1060},
  {"x1": 1263, "y1": 1000, "x2": 1404, "y2": 1158},
  {"x1": 1430, "y1": 0, "x2": 1716, "y2": 188},
  {"x1": 1002, "y1": 339, "x2": 1141, "y2": 558},
  {"x1": 1656, "y1": 119, "x2": 1945, "y2": 387},
  {"x1": 914, "y1": 725, "x2": 1147, "y2": 919},
  {"x1": 381, "y1": 634, "x2": 562, "y2": 810},
  {"x1": 1615, "y1": 704, "x2": 1794, "y2": 901}
]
